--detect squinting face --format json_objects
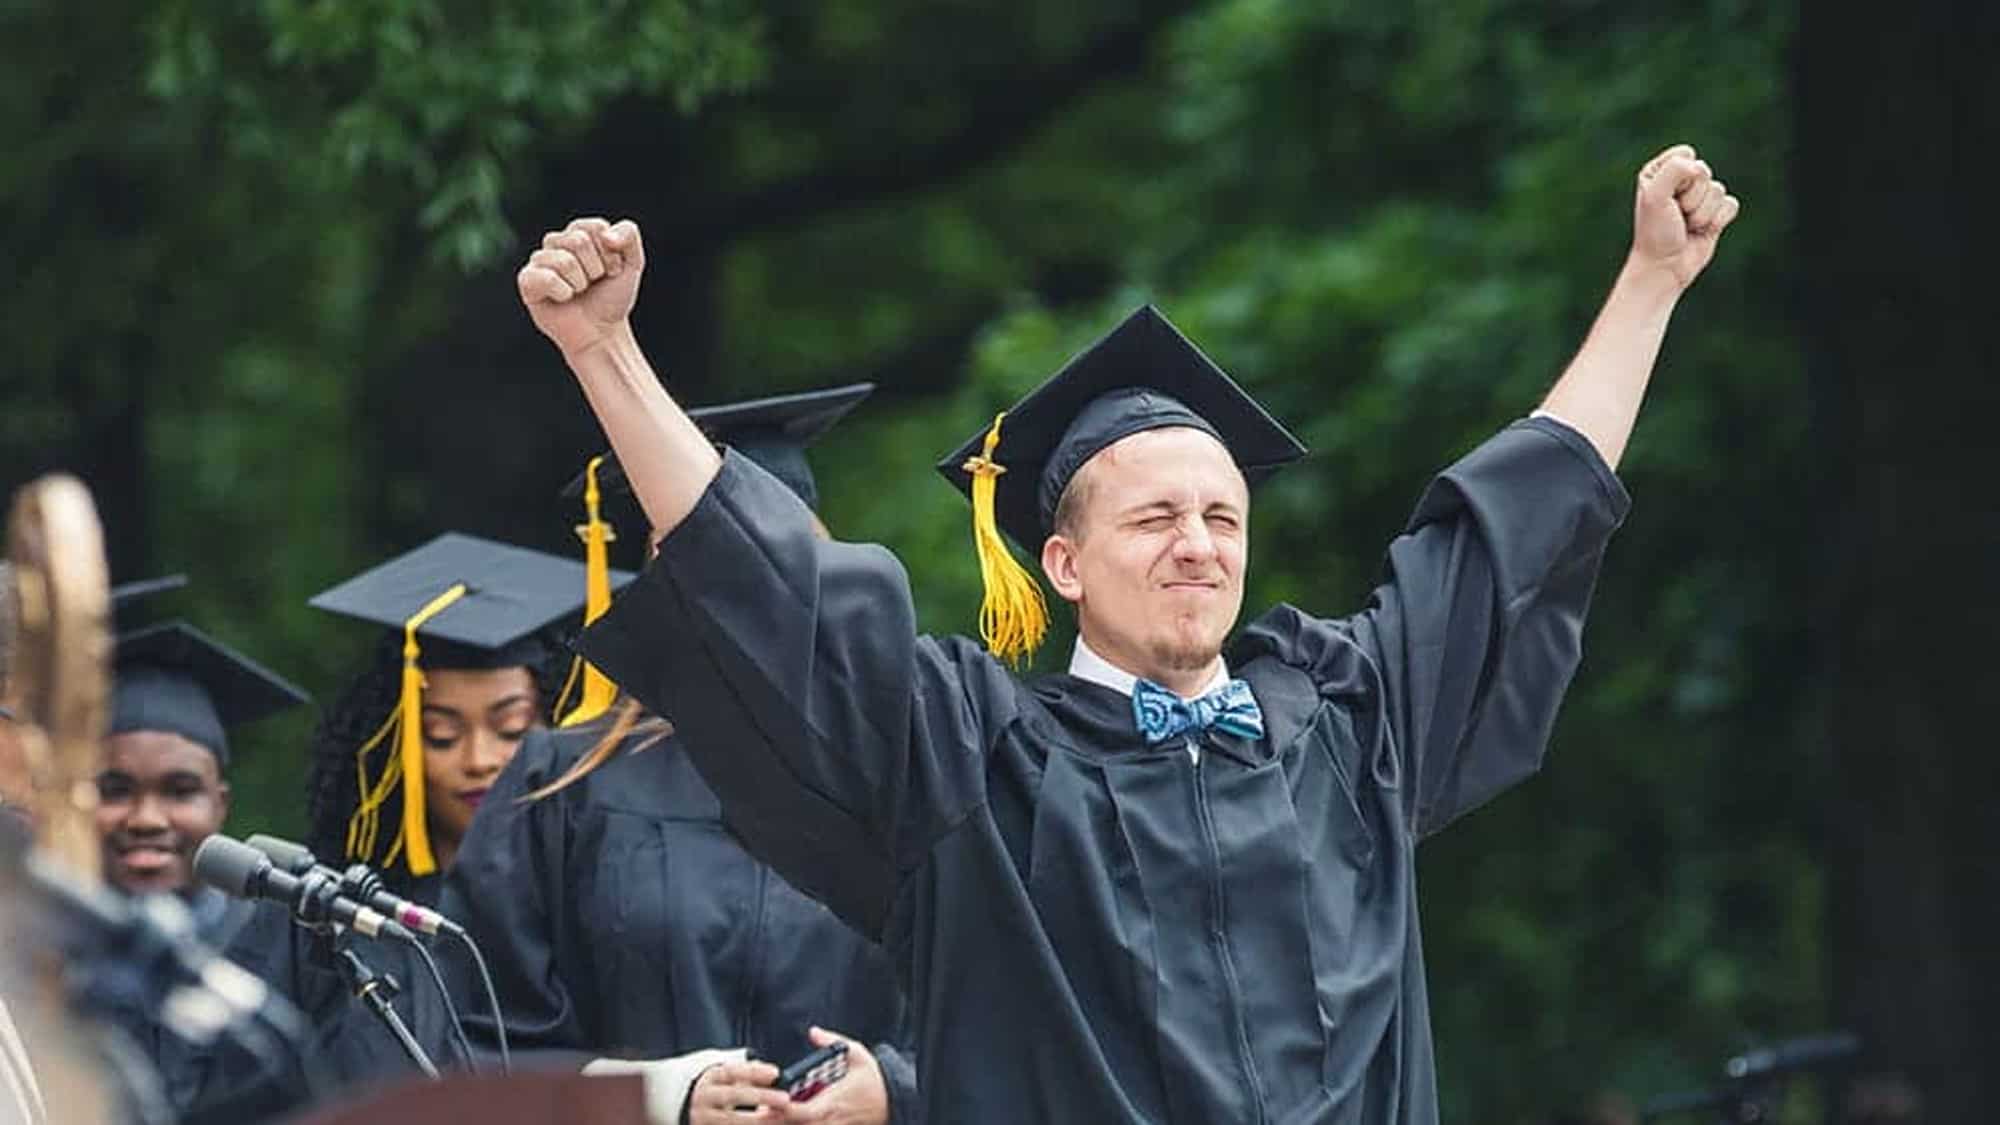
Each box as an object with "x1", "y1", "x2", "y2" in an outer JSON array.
[
  {"x1": 96, "y1": 731, "x2": 230, "y2": 896},
  {"x1": 418, "y1": 666, "x2": 538, "y2": 853},
  {"x1": 1041, "y1": 427, "x2": 1249, "y2": 684}
]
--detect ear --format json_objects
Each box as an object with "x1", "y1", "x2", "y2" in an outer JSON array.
[
  {"x1": 1041, "y1": 534, "x2": 1085, "y2": 605},
  {"x1": 215, "y1": 778, "x2": 232, "y2": 822}
]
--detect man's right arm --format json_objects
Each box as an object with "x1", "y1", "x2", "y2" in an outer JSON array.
[{"x1": 524, "y1": 218, "x2": 1004, "y2": 939}]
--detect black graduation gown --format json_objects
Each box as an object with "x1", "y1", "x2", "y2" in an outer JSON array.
[
  {"x1": 166, "y1": 874, "x2": 458, "y2": 1121},
  {"x1": 577, "y1": 416, "x2": 1629, "y2": 1125},
  {"x1": 440, "y1": 725, "x2": 920, "y2": 1116}
]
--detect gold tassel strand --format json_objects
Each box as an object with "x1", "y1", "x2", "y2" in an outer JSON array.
[
  {"x1": 962, "y1": 413, "x2": 1048, "y2": 667},
  {"x1": 559, "y1": 455, "x2": 620, "y2": 727}
]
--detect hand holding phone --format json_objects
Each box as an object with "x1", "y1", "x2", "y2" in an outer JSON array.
[
  {"x1": 733, "y1": 1030, "x2": 884, "y2": 1122},
  {"x1": 775, "y1": 1040, "x2": 849, "y2": 1102}
]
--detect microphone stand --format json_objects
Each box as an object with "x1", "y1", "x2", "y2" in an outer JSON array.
[
  {"x1": 291, "y1": 864, "x2": 439, "y2": 1078},
  {"x1": 334, "y1": 945, "x2": 440, "y2": 1079},
  {"x1": 292, "y1": 865, "x2": 358, "y2": 930}
]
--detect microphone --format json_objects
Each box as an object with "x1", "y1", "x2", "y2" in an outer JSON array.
[
  {"x1": 22, "y1": 850, "x2": 275, "y2": 1045},
  {"x1": 1643, "y1": 1031, "x2": 1864, "y2": 1118},
  {"x1": 243, "y1": 833, "x2": 462, "y2": 938},
  {"x1": 1724, "y1": 1032, "x2": 1861, "y2": 1080},
  {"x1": 244, "y1": 833, "x2": 318, "y2": 875},
  {"x1": 194, "y1": 835, "x2": 414, "y2": 943},
  {"x1": 238, "y1": 838, "x2": 510, "y2": 1075}
]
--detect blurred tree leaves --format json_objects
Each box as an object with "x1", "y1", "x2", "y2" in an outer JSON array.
[{"x1": 144, "y1": 0, "x2": 765, "y2": 268}]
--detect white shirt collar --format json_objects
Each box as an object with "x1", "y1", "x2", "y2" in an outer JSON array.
[{"x1": 1068, "y1": 637, "x2": 1231, "y2": 700}]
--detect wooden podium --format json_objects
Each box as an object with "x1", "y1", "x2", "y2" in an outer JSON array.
[{"x1": 286, "y1": 1071, "x2": 648, "y2": 1124}]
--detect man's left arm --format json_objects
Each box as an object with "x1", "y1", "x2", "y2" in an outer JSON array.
[
  {"x1": 1255, "y1": 145, "x2": 1740, "y2": 835},
  {"x1": 1394, "y1": 144, "x2": 1739, "y2": 828},
  {"x1": 1538, "y1": 143, "x2": 1742, "y2": 469}
]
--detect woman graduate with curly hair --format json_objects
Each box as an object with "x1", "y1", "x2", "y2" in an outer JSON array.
[
  {"x1": 174, "y1": 534, "x2": 614, "y2": 1120},
  {"x1": 444, "y1": 386, "x2": 921, "y2": 1125},
  {"x1": 300, "y1": 534, "x2": 595, "y2": 889}
]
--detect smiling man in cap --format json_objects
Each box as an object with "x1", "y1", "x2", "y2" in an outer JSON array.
[
  {"x1": 517, "y1": 145, "x2": 1739, "y2": 1123},
  {"x1": 98, "y1": 616, "x2": 310, "y2": 945}
]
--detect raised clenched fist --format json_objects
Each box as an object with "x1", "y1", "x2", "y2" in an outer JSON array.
[
  {"x1": 517, "y1": 217, "x2": 646, "y2": 359},
  {"x1": 1630, "y1": 144, "x2": 1742, "y2": 290}
]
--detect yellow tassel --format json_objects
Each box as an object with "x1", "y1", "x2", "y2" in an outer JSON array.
[
  {"x1": 550, "y1": 652, "x2": 586, "y2": 725},
  {"x1": 559, "y1": 455, "x2": 619, "y2": 727},
  {"x1": 963, "y1": 413, "x2": 1048, "y2": 666},
  {"x1": 345, "y1": 707, "x2": 402, "y2": 864},
  {"x1": 343, "y1": 583, "x2": 468, "y2": 876}
]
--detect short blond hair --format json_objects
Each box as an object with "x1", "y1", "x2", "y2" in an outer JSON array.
[{"x1": 1050, "y1": 459, "x2": 1099, "y2": 542}]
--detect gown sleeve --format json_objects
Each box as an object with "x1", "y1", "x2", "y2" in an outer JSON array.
[
  {"x1": 1244, "y1": 415, "x2": 1631, "y2": 837},
  {"x1": 577, "y1": 451, "x2": 1014, "y2": 940}
]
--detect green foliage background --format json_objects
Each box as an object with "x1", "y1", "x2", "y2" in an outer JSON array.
[{"x1": 4, "y1": 1, "x2": 1830, "y2": 1118}]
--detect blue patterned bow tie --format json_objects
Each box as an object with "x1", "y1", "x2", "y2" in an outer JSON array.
[{"x1": 1132, "y1": 677, "x2": 1265, "y2": 744}]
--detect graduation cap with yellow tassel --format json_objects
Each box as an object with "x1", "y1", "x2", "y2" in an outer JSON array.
[
  {"x1": 559, "y1": 380, "x2": 875, "y2": 705},
  {"x1": 308, "y1": 533, "x2": 631, "y2": 876},
  {"x1": 933, "y1": 305, "x2": 1309, "y2": 666}
]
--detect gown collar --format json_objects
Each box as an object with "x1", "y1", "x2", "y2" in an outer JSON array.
[{"x1": 1039, "y1": 640, "x2": 1280, "y2": 766}]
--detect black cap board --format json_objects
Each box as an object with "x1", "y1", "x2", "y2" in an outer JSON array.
[
  {"x1": 308, "y1": 533, "x2": 631, "y2": 667},
  {"x1": 110, "y1": 621, "x2": 311, "y2": 767},
  {"x1": 562, "y1": 382, "x2": 874, "y2": 511}
]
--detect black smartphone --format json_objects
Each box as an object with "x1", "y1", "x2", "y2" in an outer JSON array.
[{"x1": 775, "y1": 1041, "x2": 849, "y2": 1102}]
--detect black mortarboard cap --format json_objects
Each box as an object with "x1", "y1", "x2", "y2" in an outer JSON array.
[
  {"x1": 934, "y1": 306, "x2": 1307, "y2": 551},
  {"x1": 307, "y1": 533, "x2": 631, "y2": 668},
  {"x1": 110, "y1": 621, "x2": 311, "y2": 767},
  {"x1": 562, "y1": 383, "x2": 874, "y2": 511}
]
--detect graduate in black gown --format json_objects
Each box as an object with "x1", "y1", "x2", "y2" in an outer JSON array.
[
  {"x1": 37, "y1": 577, "x2": 309, "y2": 1121},
  {"x1": 175, "y1": 534, "x2": 615, "y2": 1119},
  {"x1": 517, "y1": 148, "x2": 1741, "y2": 1123},
  {"x1": 443, "y1": 385, "x2": 920, "y2": 1125}
]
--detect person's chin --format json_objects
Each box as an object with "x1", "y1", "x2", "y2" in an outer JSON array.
[
  {"x1": 1148, "y1": 632, "x2": 1224, "y2": 674},
  {"x1": 430, "y1": 799, "x2": 471, "y2": 840}
]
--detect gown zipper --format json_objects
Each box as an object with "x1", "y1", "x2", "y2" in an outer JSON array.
[{"x1": 1192, "y1": 737, "x2": 1268, "y2": 1123}]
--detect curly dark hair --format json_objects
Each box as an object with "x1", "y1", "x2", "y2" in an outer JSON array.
[{"x1": 303, "y1": 634, "x2": 569, "y2": 895}]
